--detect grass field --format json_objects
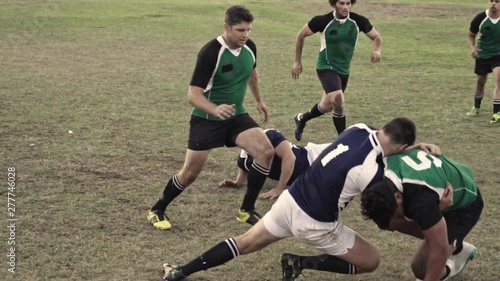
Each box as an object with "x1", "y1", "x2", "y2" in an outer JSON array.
[{"x1": 1, "y1": 0, "x2": 499, "y2": 280}]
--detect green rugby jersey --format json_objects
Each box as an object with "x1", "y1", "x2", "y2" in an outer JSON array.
[
  {"x1": 190, "y1": 36, "x2": 256, "y2": 121},
  {"x1": 384, "y1": 150, "x2": 478, "y2": 212},
  {"x1": 308, "y1": 12, "x2": 373, "y2": 75},
  {"x1": 470, "y1": 10, "x2": 500, "y2": 59}
]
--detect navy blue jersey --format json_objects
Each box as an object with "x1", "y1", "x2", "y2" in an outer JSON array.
[
  {"x1": 237, "y1": 129, "x2": 325, "y2": 185},
  {"x1": 288, "y1": 124, "x2": 385, "y2": 223}
]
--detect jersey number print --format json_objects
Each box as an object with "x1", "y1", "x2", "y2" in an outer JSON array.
[
  {"x1": 321, "y1": 144, "x2": 349, "y2": 166},
  {"x1": 401, "y1": 151, "x2": 442, "y2": 171}
]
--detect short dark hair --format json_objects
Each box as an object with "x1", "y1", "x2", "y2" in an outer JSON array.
[
  {"x1": 360, "y1": 179, "x2": 398, "y2": 230},
  {"x1": 329, "y1": 0, "x2": 357, "y2": 6},
  {"x1": 225, "y1": 5, "x2": 254, "y2": 26},
  {"x1": 381, "y1": 117, "x2": 416, "y2": 146}
]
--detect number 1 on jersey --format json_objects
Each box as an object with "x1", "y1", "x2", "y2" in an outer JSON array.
[{"x1": 321, "y1": 144, "x2": 349, "y2": 167}]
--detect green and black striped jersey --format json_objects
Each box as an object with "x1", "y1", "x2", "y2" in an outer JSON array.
[
  {"x1": 308, "y1": 11, "x2": 373, "y2": 75},
  {"x1": 190, "y1": 36, "x2": 257, "y2": 121},
  {"x1": 470, "y1": 10, "x2": 500, "y2": 59},
  {"x1": 384, "y1": 150, "x2": 478, "y2": 230},
  {"x1": 385, "y1": 150, "x2": 478, "y2": 211}
]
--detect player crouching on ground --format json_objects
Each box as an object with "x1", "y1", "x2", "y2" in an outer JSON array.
[{"x1": 361, "y1": 149, "x2": 483, "y2": 281}]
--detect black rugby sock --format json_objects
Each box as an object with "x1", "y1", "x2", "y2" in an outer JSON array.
[
  {"x1": 493, "y1": 99, "x2": 500, "y2": 113},
  {"x1": 180, "y1": 238, "x2": 240, "y2": 276},
  {"x1": 302, "y1": 103, "x2": 325, "y2": 122},
  {"x1": 474, "y1": 96, "x2": 483, "y2": 109},
  {"x1": 241, "y1": 162, "x2": 269, "y2": 211},
  {"x1": 151, "y1": 174, "x2": 186, "y2": 212},
  {"x1": 332, "y1": 113, "x2": 346, "y2": 135},
  {"x1": 299, "y1": 254, "x2": 357, "y2": 274}
]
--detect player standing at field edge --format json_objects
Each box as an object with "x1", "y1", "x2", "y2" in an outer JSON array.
[{"x1": 466, "y1": 0, "x2": 500, "y2": 124}]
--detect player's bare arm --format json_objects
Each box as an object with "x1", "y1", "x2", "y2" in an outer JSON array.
[
  {"x1": 291, "y1": 24, "x2": 314, "y2": 79},
  {"x1": 439, "y1": 183, "x2": 453, "y2": 210},
  {"x1": 260, "y1": 142, "x2": 296, "y2": 200},
  {"x1": 467, "y1": 32, "x2": 480, "y2": 59},
  {"x1": 248, "y1": 69, "x2": 269, "y2": 122},
  {"x1": 188, "y1": 85, "x2": 235, "y2": 119},
  {"x1": 365, "y1": 27, "x2": 382, "y2": 63},
  {"x1": 219, "y1": 168, "x2": 248, "y2": 188},
  {"x1": 421, "y1": 218, "x2": 449, "y2": 281}
]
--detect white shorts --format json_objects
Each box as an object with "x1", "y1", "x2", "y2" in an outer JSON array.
[{"x1": 263, "y1": 190, "x2": 356, "y2": 256}]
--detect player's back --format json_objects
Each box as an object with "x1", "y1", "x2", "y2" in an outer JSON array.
[
  {"x1": 385, "y1": 150, "x2": 478, "y2": 211},
  {"x1": 289, "y1": 124, "x2": 384, "y2": 223}
]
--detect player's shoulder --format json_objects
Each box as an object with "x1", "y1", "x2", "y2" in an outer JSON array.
[
  {"x1": 264, "y1": 128, "x2": 287, "y2": 146},
  {"x1": 244, "y1": 38, "x2": 257, "y2": 56},
  {"x1": 264, "y1": 128, "x2": 281, "y2": 136},
  {"x1": 349, "y1": 12, "x2": 368, "y2": 22},
  {"x1": 471, "y1": 10, "x2": 488, "y2": 22},
  {"x1": 310, "y1": 12, "x2": 334, "y2": 24},
  {"x1": 245, "y1": 38, "x2": 256, "y2": 48},
  {"x1": 198, "y1": 38, "x2": 223, "y2": 56},
  {"x1": 343, "y1": 123, "x2": 377, "y2": 139},
  {"x1": 386, "y1": 149, "x2": 419, "y2": 165}
]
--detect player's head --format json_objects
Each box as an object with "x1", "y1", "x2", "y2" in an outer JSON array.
[
  {"x1": 224, "y1": 6, "x2": 253, "y2": 48},
  {"x1": 329, "y1": 0, "x2": 355, "y2": 19},
  {"x1": 360, "y1": 178, "x2": 402, "y2": 230},
  {"x1": 380, "y1": 117, "x2": 416, "y2": 153},
  {"x1": 329, "y1": 0, "x2": 356, "y2": 6},
  {"x1": 490, "y1": 0, "x2": 500, "y2": 13},
  {"x1": 225, "y1": 5, "x2": 254, "y2": 26}
]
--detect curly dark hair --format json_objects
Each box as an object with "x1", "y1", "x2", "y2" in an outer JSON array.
[
  {"x1": 360, "y1": 179, "x2": 398, "y2": 230},
  {"x1": 225, "y1": 5, "x2": 254, "y2": 26},
  {"x1": 329, "y1": 0, "x2": 357, "y2": 7}
]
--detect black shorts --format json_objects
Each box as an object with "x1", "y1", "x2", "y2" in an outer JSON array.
[
  {"x1": 444, "y1": 189, "x2": 483, "y2": 248},
  {"x1": 474, "y1": 55, "x2": 500, "y2": 75},
  {"x1": 316, "y1": 69, "x2": 349, "y2": 93},
  {"x1": 187, "y1": 113, "x2": 259, "y2": 151}
]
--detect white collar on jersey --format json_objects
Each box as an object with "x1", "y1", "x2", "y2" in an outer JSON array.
[
  {"x1": 333, "y1": 10, "x2": 349, "y2": 24},
  {"x1": 217, "y1": 35, "x2": 242, "y2": 55},
  {"x1": 486, "y1": 9, "x2": 500, "y2": 23}
]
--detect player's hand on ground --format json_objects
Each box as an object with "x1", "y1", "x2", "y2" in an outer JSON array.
[
  {"x1": 291, "y1": 62, "x2": 303, "y2": 79},
  {"x1": 371, "y1": 50, "x2": 381, "y2": 63},
  {"x1": 259, "y1": 187, "x2": 284, "y2": 200},
  {"x1": 439, "y1": 183, "x2": 454, "y2": 210},
  {"x1": 256, "y1": 101, "x2": 269, "y2": 123},
  {"x1": 214, "y1": 104, "x2": 236, "y2": 120},
  {"x1": 470, "y1": 47, "x2": 481, "y2": 59},
  {"x1": 219, "y1": 179, "x2": 241, "y2": 188}
]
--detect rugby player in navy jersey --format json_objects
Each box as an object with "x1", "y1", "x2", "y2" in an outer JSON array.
[
  {"x1": 219, "y1": 129, "x2": 330, "y2": 204},
  {"x1": 162, "y1": 117, "x2": 441, "y2": 281},
  {"x1": 292, "y1": 0, "x2": 383, "y2": 140},
  {"x1": 147, "y1": 5, "x2": 274, "y2": 230}
]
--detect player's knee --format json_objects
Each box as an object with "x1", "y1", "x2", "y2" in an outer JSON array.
[
  {"x1": 319, "y1": 99, "x2": 333, "y2": 112},
  {"x1": 177, "y1": 170, "x2": 199, "y2": 186},
  {"x1": 362, "y1": 253, "x2": 380, "y2": 272},
  {"x1": 257, "y1": 143, "x2": 274, "y2": 163},
  {"x1": 234, "y1": 234, "x2": 262, "y2": 255}
]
